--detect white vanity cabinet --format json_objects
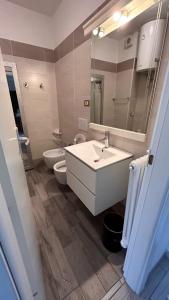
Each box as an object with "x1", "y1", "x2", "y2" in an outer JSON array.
[{"x1": 65, "y1": 141, "x2": 133, "y2": 215}]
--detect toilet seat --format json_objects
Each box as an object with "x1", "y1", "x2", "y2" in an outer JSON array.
[
  {"x1": 54, "y1": 160, "x2": 67, "y2": 185},
  {"x1": 43, "y1": 148, "x2": 65, "y2": 158},
  {"x1": 43, "y1": 148, "x2": 65, "y2": 169},
  {"x1": 53, "y1": 160, "x2": 66, "y2": 172}
]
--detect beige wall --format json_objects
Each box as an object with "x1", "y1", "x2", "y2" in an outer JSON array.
[
  {"x1": 53, "y1": 0, "x2": 107, "y2": 47},
  {"x1": 55, "y1": 40, "x2": 91, "y2": 144},
  {"x1": 3, "y1": 54, "x2": 59, "y2": 160},
  {"x1": 0, "y1": 0, "x2": 54, "y2": 48}
]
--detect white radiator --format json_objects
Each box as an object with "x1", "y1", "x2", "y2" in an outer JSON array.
[{"x1": 121, "y1": 155, "x2": 148, "y2": 249}]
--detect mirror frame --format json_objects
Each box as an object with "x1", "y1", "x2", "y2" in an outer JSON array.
[{"x1": 89, "y1": 123, "x2": 146, "y2": 142}]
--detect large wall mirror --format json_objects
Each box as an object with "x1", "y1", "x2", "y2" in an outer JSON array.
[{"x1": 90, "y1": 0, "x2": 169, "y2": 135}]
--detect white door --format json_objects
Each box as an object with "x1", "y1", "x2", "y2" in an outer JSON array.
[
  {"x1": 0, "y1": 245, "x2": 20, "y2": 300},
  {"x1": 0, "y1": 49, "x2": 45, "y2": 300},
  {"x1": 4, "y1": 63, "x2": 33, "y2": 171},
  {"x1": 0, "y1": 181, "x2": 33, "y2": 300},
  {"x1": 124, "y1": 63, "x2": 169, "y2": 293}
]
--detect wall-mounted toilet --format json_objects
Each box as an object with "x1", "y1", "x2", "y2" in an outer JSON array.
[
  {"x1": 53, "y1": 160, "x2": 67, "y2": 185},
  {"x1": 53, "y1": 133, "x2": 86, "y2": 185},
  {"x1": 44, "y1": 133, "x2": 86, "y2": 184},
  {"x1": 43, "y1": 148, "x2": 65, "y2": 169}
]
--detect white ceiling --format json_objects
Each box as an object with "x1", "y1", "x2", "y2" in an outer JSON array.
[{"x1": 6, "y1": 0, "x2": 62, "y2": 16}]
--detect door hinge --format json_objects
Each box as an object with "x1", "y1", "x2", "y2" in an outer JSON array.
[{"x1": 148, "y1": 154, "x2": 154, "y2": 165}]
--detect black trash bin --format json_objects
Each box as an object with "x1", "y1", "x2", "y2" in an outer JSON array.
[{"x1": 102, "y1": 213, "x2": 124, "y2": 252}]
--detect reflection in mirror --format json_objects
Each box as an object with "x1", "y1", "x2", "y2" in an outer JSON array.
[{"x1": 91, "y1": 0, "x2": 169, "y2": 134}]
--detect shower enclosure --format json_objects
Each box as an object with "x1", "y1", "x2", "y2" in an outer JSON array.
[{"x1": 91, "y1": 76, "x2": 103, "y2": 125}]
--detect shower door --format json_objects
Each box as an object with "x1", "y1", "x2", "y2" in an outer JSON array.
[{"x1": 91, "y1": 77, "x2": 103, "y2": 124}]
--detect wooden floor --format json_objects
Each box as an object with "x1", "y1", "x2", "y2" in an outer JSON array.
[{"x1": 26, "y1": 162, "x2": 169, "y2": 300}]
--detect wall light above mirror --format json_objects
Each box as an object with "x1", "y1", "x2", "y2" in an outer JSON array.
[
  {"x1": 85, "y1": 0, "x2": 169, "y2": 138},
  {"x1": 92, "y1": 0, "x2": 160, "y2": 38}
]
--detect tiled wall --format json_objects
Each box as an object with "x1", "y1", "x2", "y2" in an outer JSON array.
[
  {"x1": 0, "y1": 38, "x2": 55, "y2": 62},
  {"x1": 3, "y1": 54, "x2": 59, "y2": 160},
  {"x1": 55, "y1": 40, "x2": 91, "y2": 144},
  {"x1": 132, "y1": 72, "x2": 151, "y2": 133}
]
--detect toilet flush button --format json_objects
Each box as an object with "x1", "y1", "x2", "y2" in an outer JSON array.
[{"x1": 78, "y1": 118, "x2": 88, "y2": 131}]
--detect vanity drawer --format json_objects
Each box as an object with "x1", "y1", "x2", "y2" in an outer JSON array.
[
  {"x1": 66, "y1": 152, "x2": 96, "y2": 194},
  {"x1": 67, "y1": 170, "x2": 96, "y2": 215}
]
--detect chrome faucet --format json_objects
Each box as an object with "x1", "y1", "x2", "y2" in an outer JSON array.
[{"x1": 102, "y1": 131, "x2": 110, "y2": 151}]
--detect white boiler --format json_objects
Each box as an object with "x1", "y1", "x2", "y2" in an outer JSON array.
[{"x1": 136, "y1": 19, "x2": 165, "y2": 71}]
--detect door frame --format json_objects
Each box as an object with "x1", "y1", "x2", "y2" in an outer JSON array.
[
  {"x1": 0, "y1": 48, "x2": 45, "y2": 300},
  {"x1": 4, "y1": 61, "x2": 33, "y2": 168},
  {"x1": 124, "y1": 62, "x2": 169, "y2": 293}
]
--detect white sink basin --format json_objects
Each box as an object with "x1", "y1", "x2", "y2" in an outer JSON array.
[
  {"x1": 65, "y1": 140, "x2": 132, "y2": 170},
  {"x1": 92, "y1": 144, "x2": 114, "y2": 161}
]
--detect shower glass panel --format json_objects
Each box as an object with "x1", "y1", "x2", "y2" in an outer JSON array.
[{"x1": 91, "y1": 76, "x2": 103, "y2": 124}]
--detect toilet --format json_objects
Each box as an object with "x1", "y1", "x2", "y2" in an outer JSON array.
[
  {"x1": 43, "y1": 148, "x2": 65, "y2": 169},
  {"x1": 44, "y1": 133, "x2": 86, "y2": 184},
  {"x1": 53, "y1": 160, "x2": 67, "y2": 185},
  {"x1": 53, "y1": 134, "x2": 87, "y2": 185}
]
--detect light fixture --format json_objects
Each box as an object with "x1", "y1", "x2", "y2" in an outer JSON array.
[
  {"x1": 119, "y1": 11, "x2": 128, "y2": 25},
  {"x1": 98, "y1": 28, "x2": 104, "y2": 38},
  {"x1": 92, "y1": 27, "x2": 99, "y2": 36},
  {"x1": 92, "y1": 27, "x2": 104, "y2": 38},
  {"x1": 84, "y1": 0, "x2": 159, "y2": 38},
  {"x1": 112, "y1": 11, "x2": 121, "y2": 22}
]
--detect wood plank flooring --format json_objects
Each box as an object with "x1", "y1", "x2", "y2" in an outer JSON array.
[{"x1": 26, "y1": 162, "x2": 169, "y2": 300}]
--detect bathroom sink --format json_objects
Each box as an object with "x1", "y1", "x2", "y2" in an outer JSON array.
[
  {"x1": 92, "y1": 144, "x2": 114, "y2": 162},
  {"x1": 65, "y1": 140, "x2": 132, "y2": 170}
]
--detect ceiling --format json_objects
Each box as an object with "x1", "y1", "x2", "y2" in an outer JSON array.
[{"x1": 6, "y1": 0, "x2": 62, "y2": 16}]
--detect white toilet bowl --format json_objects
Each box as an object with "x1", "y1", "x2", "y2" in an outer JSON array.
[
  {"x1": 53, "y1": 160, "x2": 67, "y2": 185},
  {"x1": 43, "y1": 148, "x2": 65, "y2": 169}
]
